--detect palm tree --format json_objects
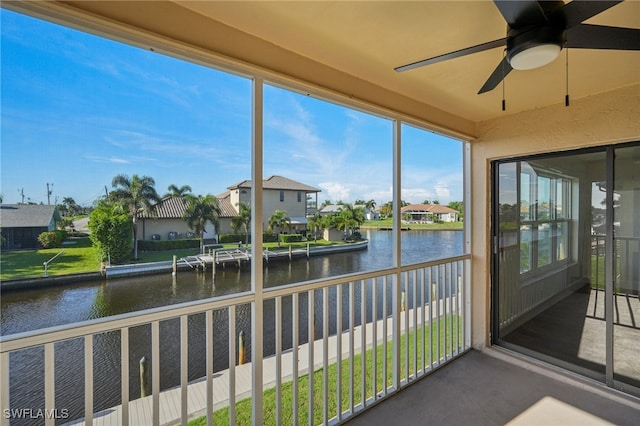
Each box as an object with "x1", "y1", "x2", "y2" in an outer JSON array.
[
  {"x1": 306, "y1": 212, "x2": 323, "y2": 242},
  {"x1": 165, "y1": 184, "x2": 192, "y2": 198},
  {"x1": 335, "y1": 204, "x2": 365, "y2": 240},
  {"x1": 110, "y1": 174, "x2": 160, "y2": 259},
  {"x1": 183, "y1": 194, "x2": 221, "y2": 253},
  {"x1": 231, "y1": 202, "x2": 251, "y2": 245},
  {"x1": 268, "y1": 209, "x2": 291, "y2": 247},
  {"x1": 62, "y1": 197, "x2": 79, "y2": 216}
]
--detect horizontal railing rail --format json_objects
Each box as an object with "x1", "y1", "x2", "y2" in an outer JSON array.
[{"x1": 1, "y1": 254, "x2": 470, "y2": 426}]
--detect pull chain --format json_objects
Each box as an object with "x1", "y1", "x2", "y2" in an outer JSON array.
[
  {"x1": 565, "y1": 47, "x2": 570, "y2": 106},
  {"x1": 502, "y1": 50, "x2": 506, "y2": 111}
]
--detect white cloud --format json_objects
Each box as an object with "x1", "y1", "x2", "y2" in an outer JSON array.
[{"x1": 318, "y1": 182, "x2": 351, "y2": 203}]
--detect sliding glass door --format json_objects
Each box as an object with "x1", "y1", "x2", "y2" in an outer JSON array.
[{"x1": 492, "y1": 143, "x2": 639, "y2": 396}]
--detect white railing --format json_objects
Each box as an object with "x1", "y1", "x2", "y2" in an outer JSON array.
[{"x1": 0, "y1": 254, "x2": 470, "y2": 426}]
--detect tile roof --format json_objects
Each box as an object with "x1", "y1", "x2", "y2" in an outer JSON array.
[
  {"x1": 227, "y1": 175, "x2": 320, "y2": 192},
  {"x1": 0, "y1": 204, "x2": 60, "y2": 227},
  {"x1": 141, "y1": 195, "x2": 238, "y2": 219}
]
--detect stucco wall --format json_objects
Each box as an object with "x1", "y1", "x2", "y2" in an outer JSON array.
[{"x1": 470, "y1": 83, "x2": 640, "y2": 349}]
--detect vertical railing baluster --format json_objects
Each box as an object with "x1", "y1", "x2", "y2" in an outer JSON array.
[
  {"x1": 84, "y1": 335, "x2": 93, "y2": 425},
  {"x1": 445, "y1": 262, "x2": 453, "y2": 359},
  {"x1": 428, "y1": 267, "x2": 433, "y2": 370},
  {"x1": 336, "y1": 283, "x2": 343, "y2": 421},
  {"x1": 372, "y1": 278, "x2": 378, "y2": 399},
  {"x1": 206, "y1": 310, "x2": 214, "y2": 426},
  {"x1": 404, "y1": 272, "x2": 409, "y2": 383},
  {"x1": 275, "y1": 297, "x2": 282, "y2": 425},
  {"x1": 228, "y1": 306, "x2": 236, "y2": 425},
  {"x1": 1, "y1": 352, "x2": 9, "y2": 426},
  {"x1": 349, "y1": 281, "x2": 355, "y2": 413},
  {"x1": 436, "y1": 265, "x2": 441, "y2": 365},
  {"x1": 361, "y1": 279, "x2": 367, "y2": 406},
  {"x1": 308, "y1": 290, "x2": 315, "y2": 426},
  {"x1": 322, "y1": 287, "x2": 329, "y2": 424},
  {"x1": 180, "y1": 315, "x2": 188, "y2": 425},
  {"x1": 382, "y1": 275, "x2": 388, "y2": 395},
  {"x1": 412, "y1": 270, "x2": 417, "y2": 379},
  {"x1": 44, "y1": 342, "x2": 55, "y2": 426},
  {"x1": 292, "y1": 293, "x2": 299, "y2": 423},
  {"x1": 421, "y1": 268, "x2": 426, "y2": 374},
  {"x1": 152, "y1": 321, "x2": 160, "y2": 426},
  {"x1": 121, "y1": 327, "x2": 129, "y2": 426}
]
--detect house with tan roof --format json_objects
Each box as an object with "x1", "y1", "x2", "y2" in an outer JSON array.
[
  {"x1": 139, "y1": 175, "x2": 320, "y2": 242},
  {"x1": 401, "y1": 203, "x2": 459, "y2": 223}
]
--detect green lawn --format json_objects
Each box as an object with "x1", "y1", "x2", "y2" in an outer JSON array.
[
  {"x1": 190, "y1": 315, "x2": 462, "y2": 425},
  {"x1": 0, "y1": 238, "x2": 348, "y2": 281},
  {"x1": 362, "y1": 219, "x2": 463, "y2": 231}
]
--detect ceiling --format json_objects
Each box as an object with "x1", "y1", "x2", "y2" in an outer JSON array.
[{"x1": 177, "y1": 0, "x2": 640, "y2": 123}]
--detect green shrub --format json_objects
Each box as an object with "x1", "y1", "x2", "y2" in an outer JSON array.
[
  {"x1": 37, "y1": 230, "x2": 67, "y2": 248},
  {"x1": 218, "y1": 233, "x2": 278, "y2": 243},
  {"x1": 138, "y1": 239, "x2": 200, "y2": 251},
  {"x1": 88, "y1": 203, "x2": 133, "y2": 264},
  {"x1": 281, "y1": 233, "x2": 304, "y2": 243}
]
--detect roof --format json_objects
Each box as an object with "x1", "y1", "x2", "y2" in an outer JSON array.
[
  {"x1": 141, "y1": 195, "x2": 237, "y2": 219},
  {"x1": 227, "y1": 175, "x2": 320, "y2": 193},
  {"x1": 401, "y1": 204, "x2": 458, "y2": 215},
  {"x1": 0, "y1": 204, "x2": 60, "y2": 228}
]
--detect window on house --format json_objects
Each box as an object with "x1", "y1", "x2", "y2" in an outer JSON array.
[
  {"x1": 297, "y1": 191, "x2": 301, "y2": 202},
  {"x1": 280, "y1": 190, "x2": 284, "y2": 202}
]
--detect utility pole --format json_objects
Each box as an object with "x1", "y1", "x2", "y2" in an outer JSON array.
[
  {"x1": 18, "y1": 188, "x2": 25, "y2": 204},
  {"x1": 46, "y1": 182, "x2": 54, "y2": 205}
]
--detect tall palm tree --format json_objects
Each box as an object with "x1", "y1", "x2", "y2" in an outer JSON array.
[
  {"x1": 165, "y1": 184, "x2": 192, "y2": 198},
  {"x1": 111, "y1": 174, "x2": 160, "y2": 259},
  {"x1": 268, "y1": 209, "x2": 291, "y2": 247},
  {"x1": 231, "y1": 202, "x2": 251, "y2": 245},
  {"x1": 183, "y1": 194, "x2": 221, "y2": 252}
]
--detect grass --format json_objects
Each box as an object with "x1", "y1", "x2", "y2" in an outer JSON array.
[
  {"x1": 362, "y1": 219, "x2": 463, "y2": 231},
  {"x1": 0, "y1": 237, "x2": 352, "y2": 281},
  {"x1": 189, "y1": 315, "x2": 462, "y2": 425},
  {"x1": 0, "y1": 237, "x2": 99, "y2": 280}
]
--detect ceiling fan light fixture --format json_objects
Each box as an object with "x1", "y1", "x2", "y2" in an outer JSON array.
[{"x1": 509, "y1": 43, "x2": 562, "y2": 70}]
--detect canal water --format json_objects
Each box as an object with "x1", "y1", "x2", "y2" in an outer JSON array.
[{"x1": 1, "y1": 230, "x2": 464, "y2": 423}]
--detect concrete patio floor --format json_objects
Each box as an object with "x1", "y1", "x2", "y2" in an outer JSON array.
[{"x1": 344, "y1": 349, "x2": 640, "y2": 426}]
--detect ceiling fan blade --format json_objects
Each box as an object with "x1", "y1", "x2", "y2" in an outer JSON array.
[
  {"x1": 478, "y1": 57, "x2": 513, "y2": 94},
  {"x1": 493, "y1": 0, "x2": 547, "y2": 27},
  {"x1": 553, "y1": 1, "x2": 623, "y2": 29},
  {"x1": 566, "y1": 24, "x2": 640, "y2": 50},
  {"x1": 395, "y1": 38, "x2": 506, "y2": 72}
]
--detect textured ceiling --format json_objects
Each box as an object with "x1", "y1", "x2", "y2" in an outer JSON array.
[{"x1": 179, "y1": 0, "x2": 640, "y2": 123}]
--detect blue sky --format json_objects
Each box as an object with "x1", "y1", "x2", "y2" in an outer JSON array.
[{"x1": 1, "y1": 9, "x2": 463, "y2": 207}]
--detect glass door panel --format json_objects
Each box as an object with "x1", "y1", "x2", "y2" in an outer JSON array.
[
  {"x1": 494, "y1": 150, "x2": 608, "y2": 379},
  {"x1": 613, "y1": 145, "x2": 640, "y2": 392}
]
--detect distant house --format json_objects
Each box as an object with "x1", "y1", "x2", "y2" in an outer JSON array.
[
  {"x1": 139, "y1": 175, "x2": 321, "y2": 241},
  {"x1": 225, "y1": 175, "x2": 320, "y2": 233},
  {"x1": 0, "y1": 204, "x2": 61, "y2": 249},
  {"x1": 139, "y1": 195, "x2": 237, "y2": 241},
  {"x1": 401, "y1": 204, "x2": 459, "y2": 223},
  {"x1": 319, "y1": 204, "x2": 378, "y2": 220}
]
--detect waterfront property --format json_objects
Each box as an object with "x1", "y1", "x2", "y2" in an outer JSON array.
[
  {"x1": 400, "y1": 204, "x2": 459, "y2": 223},
  {"x1": 0, "y1": 2, "x2": 638, "y2": 426},
  {"x1": 139, "y1": 175, "x2": 320, "y2": 241}
]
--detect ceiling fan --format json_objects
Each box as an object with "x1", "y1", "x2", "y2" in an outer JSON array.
[{"x1": 395, "y1": 0, "x2": 640, "y2": 94}]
